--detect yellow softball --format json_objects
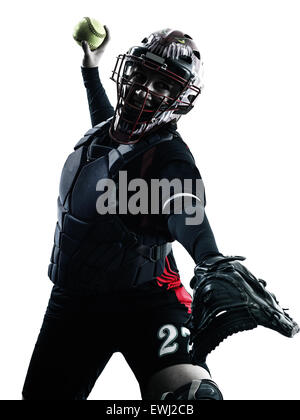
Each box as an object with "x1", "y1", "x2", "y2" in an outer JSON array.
[{"x1": 73, "y1": 17, "x2": 106, "y2": 51}]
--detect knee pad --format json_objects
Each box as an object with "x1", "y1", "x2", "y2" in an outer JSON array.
[{"x1": 161, "y1": 379, "x2": 223, "y2": 400}]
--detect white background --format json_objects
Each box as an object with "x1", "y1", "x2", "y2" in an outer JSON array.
[{"x1": 0, "y1": 0, "x2": 299, "y2": 400}]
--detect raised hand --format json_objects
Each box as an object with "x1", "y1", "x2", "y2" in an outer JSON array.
[{"x1": 81, "y1": 26, "x2": 110, "y2": 68}]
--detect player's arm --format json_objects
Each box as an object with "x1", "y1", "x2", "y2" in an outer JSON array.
[
  {"x1": 158, "y1": 156, "x2": 221, "y2": 264},
  {"x1": 159, "y1": 155, "x2": 298, "y2": 364},
  {"x1": 81, "y1": 26, "x2": 114, "y2": 126}
]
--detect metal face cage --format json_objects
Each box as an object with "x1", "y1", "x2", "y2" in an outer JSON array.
[{"x1": 110, "y1": 49, "x2": 201, "y2": 144}]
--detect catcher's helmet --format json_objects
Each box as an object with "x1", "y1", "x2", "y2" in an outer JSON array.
[{"x1": 110, "y1": 29, "x2": 204, "y2": 144}]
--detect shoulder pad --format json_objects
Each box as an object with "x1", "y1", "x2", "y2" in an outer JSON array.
[
  {"x1": 155, "y1": 131, "x2": 196, "y2": 168},
  {"x1": 74, "y1": 117, "x2": 113, "y2": 150}
]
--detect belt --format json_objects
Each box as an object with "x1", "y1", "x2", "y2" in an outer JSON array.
[{"x1": 136, "y1": 242, "x2": 172, "y2": 263}]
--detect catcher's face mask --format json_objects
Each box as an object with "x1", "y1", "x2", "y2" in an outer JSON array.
[{"x1": 110, "y1": 48, "x2": 200, "y2": 144}]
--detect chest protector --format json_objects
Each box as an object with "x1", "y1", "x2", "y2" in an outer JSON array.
[{"x1": 48, "y1": 118, "x2": 174, "y2": 294}]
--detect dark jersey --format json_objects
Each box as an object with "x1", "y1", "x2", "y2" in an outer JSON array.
[{"x1": 81, "y1": 67, "x2": 220, "y2": 264}]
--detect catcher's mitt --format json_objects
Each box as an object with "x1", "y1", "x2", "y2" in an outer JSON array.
[{"x1": 186, "y1": 255, "x2": 299, "y2": 362}]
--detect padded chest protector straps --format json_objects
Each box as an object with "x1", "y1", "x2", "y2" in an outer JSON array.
[{"x1": 49, "y1": 119, "x2": 175, "y2": 293}]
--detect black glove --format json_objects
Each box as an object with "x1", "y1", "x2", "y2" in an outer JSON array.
[{"x1": 186, "y1": 254, "x2": 299, "y2": 362}]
